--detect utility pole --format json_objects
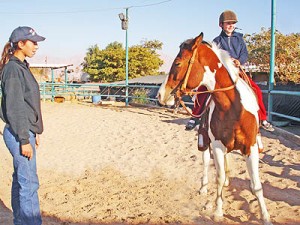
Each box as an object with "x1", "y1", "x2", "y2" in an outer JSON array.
[{"x1": 119, "y1": 8, "x2": 129, "y2": 106}]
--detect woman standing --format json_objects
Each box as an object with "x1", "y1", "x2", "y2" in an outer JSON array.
[{"x1": 0, "y1": 26, "x2": 45, "y2": 225}]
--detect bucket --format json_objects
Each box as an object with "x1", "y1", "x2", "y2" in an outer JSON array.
[
  {"x1": 92, "y1": 95, "x2": 102, "y2": 104},
  {"x1": 54, "y1": 96, "x2": 65, "y2": 103}
]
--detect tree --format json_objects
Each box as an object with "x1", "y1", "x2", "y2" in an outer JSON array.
[
  {"x1": 82, "y1": 40, "x2": 164, "y2": 82},
  {"x1": 245, "y1": 28, "x2": 300, "y2": 83}
]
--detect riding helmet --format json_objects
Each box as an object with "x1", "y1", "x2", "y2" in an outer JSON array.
[{"x1": 219, "y1": 10, "x2": 238, "y2": 24}]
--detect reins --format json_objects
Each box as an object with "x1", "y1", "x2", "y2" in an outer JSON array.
[
  {"x1": 177, "y1": 75, "x2": 238, "y2": 118},
  {"x1": 177, "y1": 95, "x2": 212, "y2": 118},
  {"x1": 174, "y1": 43, "x2": 240, "y2": 118},
  {"x1": 184, "y1": 75, "x2": 239, "y2": 95}
]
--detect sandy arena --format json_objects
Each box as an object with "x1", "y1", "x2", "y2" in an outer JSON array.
[{"x1": 0, "y1": 101, "x2": 299, "y2": 225}]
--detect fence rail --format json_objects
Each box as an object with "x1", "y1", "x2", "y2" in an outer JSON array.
[
  {"x1": 39, "y1": 82, "x2": 163, "y2": 105},
  {"x1": 40, "y1": 82, "x2": 299, "y2": 123},
  {"x1": 262, "y1": 89, "x2": 300, "y2": 123}
]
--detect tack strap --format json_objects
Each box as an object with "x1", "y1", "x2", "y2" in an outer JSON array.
[
  {"x1": 177, "y1": 72, "x2": 239, "y2": 118},
  {"x1": 178, "y1": 96, "x2": 212, "y2": 118},
  {"x1": 181, "y1": 47, "x2": 198, "y2": 91}
]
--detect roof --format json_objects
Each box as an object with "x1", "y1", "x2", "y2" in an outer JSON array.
[
  {"x1": 114, "y1": 74, "x2": 167, "y2": 85},
  {"x1": 30, "y1": 63, "x2": 73, "y2": 69}
]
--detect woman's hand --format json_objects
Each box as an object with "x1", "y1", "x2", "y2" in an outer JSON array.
[
  {"x1": 35, "y1": 134, "x2": 40, "y2": 149},
  {"x1": 21, "y1": 143, "x2": 33, "y2": 160}
]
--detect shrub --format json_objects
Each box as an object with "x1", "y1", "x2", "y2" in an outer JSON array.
[{"x1": 131, "y1": 88, "x2": 150, "y2": 104}]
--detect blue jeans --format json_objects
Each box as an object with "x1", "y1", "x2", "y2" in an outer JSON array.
[{"x1": 3, "y1": 125, "x2": 42, "y2": 225}]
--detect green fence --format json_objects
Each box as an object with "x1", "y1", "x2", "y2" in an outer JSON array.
[
  {"x1": 262, "y1": 89, "x2": 300, "y2": 123},
  {"x1": 39, "y1": 82, "x2": 162, "y2": 105},
  {"x1": 36, "y1": 82, "x2": 299, "y2": 124}
]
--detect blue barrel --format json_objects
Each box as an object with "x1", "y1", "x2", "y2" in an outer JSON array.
[{"x1": 92, "y1": 95, "x2": 102, "y2": 104}]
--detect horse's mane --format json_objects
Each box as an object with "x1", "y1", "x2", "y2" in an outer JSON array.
[
  {"x1": 180, "y1": 39, "x2": 193, "y2": 49},
  {"x1": 201, "y1": 40, "x2": 212, "y2": 47},
  {"x1": 180, "y1": 39, "x2": 212, "y2": 49}
]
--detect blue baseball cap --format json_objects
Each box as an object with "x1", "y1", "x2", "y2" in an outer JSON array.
[{"x1": 9, "y1": 26, "x2": 45, "y2": 43}]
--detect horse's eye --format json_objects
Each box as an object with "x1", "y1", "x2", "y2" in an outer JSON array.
[{"x1": 174, "y1": 60, "x2": 181, "y2": 67}]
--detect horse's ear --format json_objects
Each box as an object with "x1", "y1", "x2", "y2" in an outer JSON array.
[
  {"x1": 192, "y1": 32, "x2": 204, "y2": 49},
  {"x1": 196, "y1": 32, "x2": 204, "y2": 44}
]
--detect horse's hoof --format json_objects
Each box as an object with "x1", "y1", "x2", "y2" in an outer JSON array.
[
  {"x1": 263, "y1": 216, "x2": 273, "y2": 225},
  {"x1": 202, "y1": 201, "x2": 213, "y2": 211},
  {"x1": 213, "y1": 211, "x2": 224, "y2": 222},
  {"x1": 263, "y1": 221, "x2": 273, "y2": 225}
]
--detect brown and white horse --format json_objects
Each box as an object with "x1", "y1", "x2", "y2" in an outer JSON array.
[{"x1": 158, "y1": 33, "x2": 272, "y2": 225}]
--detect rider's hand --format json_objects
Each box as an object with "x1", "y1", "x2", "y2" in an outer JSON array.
[{"x1": 232, "y1": 58, "x2": 241, "y2": 68}]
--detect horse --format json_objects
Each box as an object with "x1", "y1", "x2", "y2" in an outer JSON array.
[{"x1": 157, "y1": 33, "x2": 272, "y2": 225}]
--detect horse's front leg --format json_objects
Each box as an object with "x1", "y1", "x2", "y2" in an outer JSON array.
[
  {"x1": 224, "y1": 153, "x2": 230, "y2": 187},
  {"x1": 211, "y1": 141, "x2": 227, "y2": 219},
  {"x1": 245, "y1": 144, "x2": 272, "y2": 225},
  {"x1": 199, "y1": 148, "x2": 210, "y2": 194}
]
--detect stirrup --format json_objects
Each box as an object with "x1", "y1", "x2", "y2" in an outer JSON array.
[
  {"x1": 261, "y1": 121, "x2": 274, "y2": 132},
  {"x1": 185, "y1": 118, "x2": 199, "y2": 130}
]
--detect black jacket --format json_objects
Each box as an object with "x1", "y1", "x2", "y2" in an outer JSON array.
[
  {"x1": 1, "y1": 56, "x2": 43, "y2": 145},
  {"x1": 213, "y1": 30, "x2": 248, "y2": 65}
]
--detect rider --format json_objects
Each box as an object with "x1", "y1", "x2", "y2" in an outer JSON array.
[{"x1": 185, "y1": 10, "x2": 274, "y2": 132}]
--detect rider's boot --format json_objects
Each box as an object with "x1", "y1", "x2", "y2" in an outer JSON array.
[{"x1": 198, "y1": 111, "x2": 210, "y2": 151}]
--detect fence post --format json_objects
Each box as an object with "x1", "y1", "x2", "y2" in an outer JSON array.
[{"x1": 268, "y1": 0, "x2": 276, "y2": 122}]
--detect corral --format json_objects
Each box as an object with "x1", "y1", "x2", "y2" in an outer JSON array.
[{"x1": 0, "y1": 102, "x2": 299, "y2": 225}]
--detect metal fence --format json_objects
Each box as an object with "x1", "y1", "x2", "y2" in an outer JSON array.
[
  {"x1": 262, "y1": 89, "x2": 300, "y2": 123},
  {"x1": 39, "y1": 82, "x2": 162, "y2": 105},
  {"x1": 40, "y1": 82, "x2": 299, "y2": 124}
]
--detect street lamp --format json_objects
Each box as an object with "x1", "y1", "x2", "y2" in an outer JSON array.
[
  {"x1": 118, "y1": 13, "x2": 128, "y2": 30},
  {"x1": 119, "y1": 8, "x2": 129, "y2": 106}
]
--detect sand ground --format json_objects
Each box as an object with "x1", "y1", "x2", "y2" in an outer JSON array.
[{"x1": 0, "y1": 101, "x2": 299, "y2": 225}]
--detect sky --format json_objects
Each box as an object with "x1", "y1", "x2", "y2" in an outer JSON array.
[{"x1": 0, "y1": 0, "x2": 298, "y2": 72}]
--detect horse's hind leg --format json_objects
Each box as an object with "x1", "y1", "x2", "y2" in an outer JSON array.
[
  {"x1": 199, "y1": 148, "x2": 210, "y2": 194},
  {"x1": 245, "y1": 145, "x2": 272, "y2": 225}
]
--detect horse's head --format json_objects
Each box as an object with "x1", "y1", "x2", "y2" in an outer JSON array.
[{"x1": 158, "y1": 33, "x2": 219, "y2": 106}]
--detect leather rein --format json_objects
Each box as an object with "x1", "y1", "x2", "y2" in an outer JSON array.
[{"x1": 173, "y1": 45, "x2": 239, "y2": 118}]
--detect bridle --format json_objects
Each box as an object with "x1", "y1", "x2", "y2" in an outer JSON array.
[{"x1": 171, "y1": 42, "x2": 239, "y2": 118}]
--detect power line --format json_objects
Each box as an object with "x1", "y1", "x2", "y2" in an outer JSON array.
[
  {"x1": 0, "y1": 7, "x2": 123, "y2": 15},
  {"x1": 0, "y1": 0, "x2": 172, "y2": 15},
  {"x1": 128, "y1": 0, "x2": 172, "y2": 9}
]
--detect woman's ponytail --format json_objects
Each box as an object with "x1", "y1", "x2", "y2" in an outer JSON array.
[{"x1": 0, "y1": 42, "x2": 16, "y2": 72}]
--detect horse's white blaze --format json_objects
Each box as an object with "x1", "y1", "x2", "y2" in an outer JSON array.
[{"x1": 157, "y1": 76, "x2": 175, "y2": 106}]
